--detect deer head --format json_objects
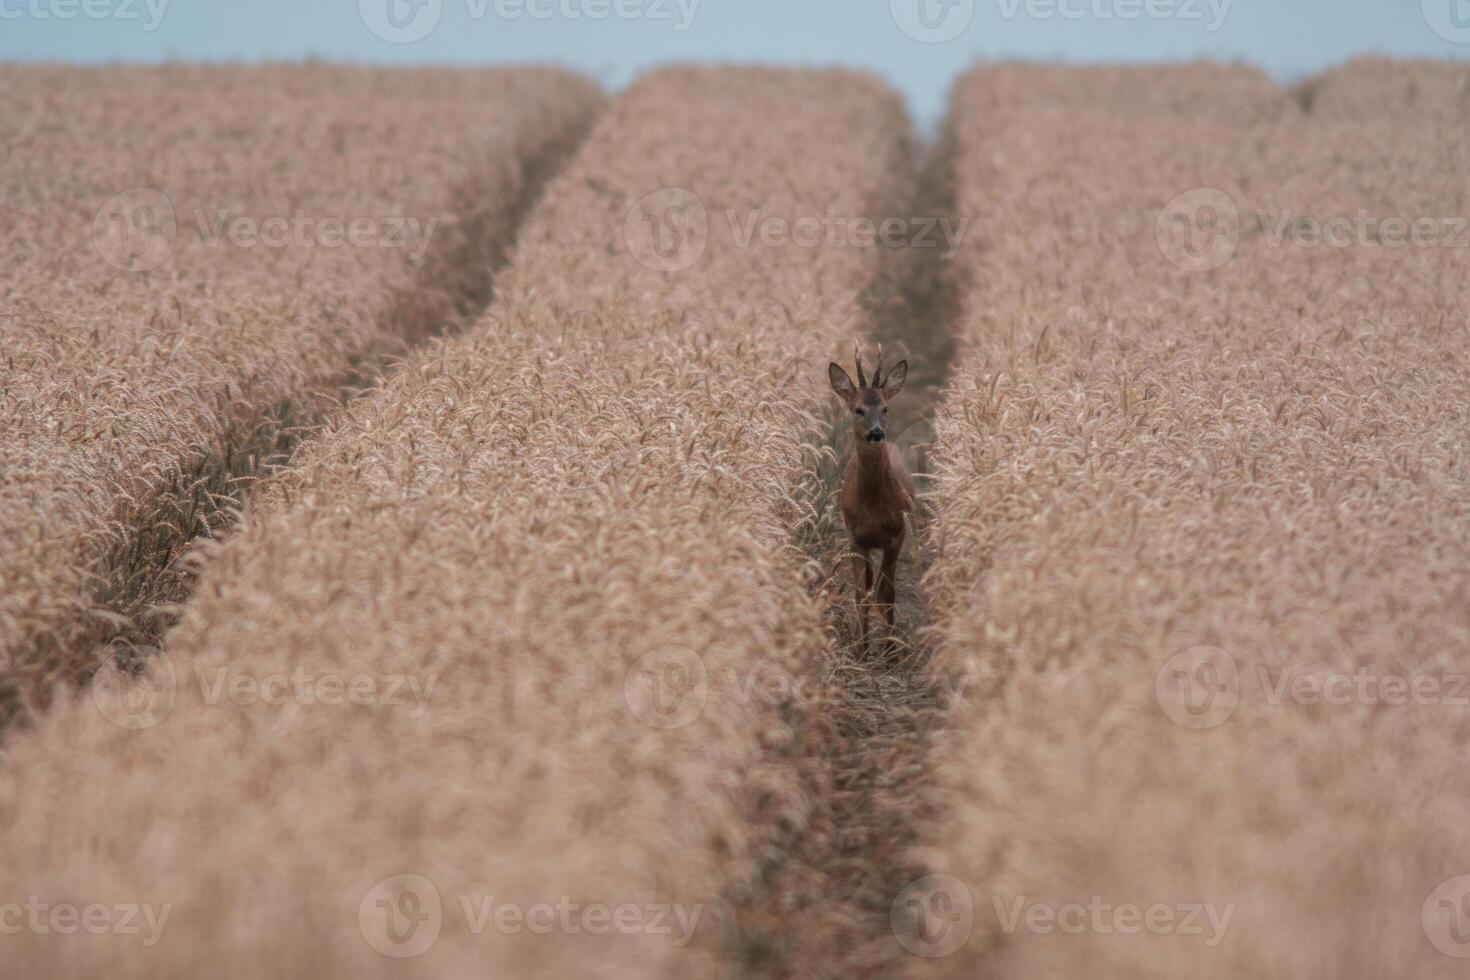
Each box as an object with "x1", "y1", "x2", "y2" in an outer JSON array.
[{"x1": 828, "y1": 345, "x2": 907, "y2": 445}]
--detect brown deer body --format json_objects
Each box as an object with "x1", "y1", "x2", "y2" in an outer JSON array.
[{"x1": 829, "y1": 349, "x2": 914, "y2": 652}]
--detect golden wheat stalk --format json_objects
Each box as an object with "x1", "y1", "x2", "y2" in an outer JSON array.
[
  {"x1": 918, "y1": 61, "x2": 1470, "y2": 979},
  {"x1": 0, "y1": 65, "x2": 603, "y2": 727},
  {"x1": 0, "y1": 66, "x2": 913, "y2": 979}
]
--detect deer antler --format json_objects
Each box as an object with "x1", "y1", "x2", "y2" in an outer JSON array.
[
  {"x1": 853, "y1": 344, "x2": 867, "y2": 388},
  {"x1": 872, "y1": 343, "x2": 885, "y2": 388}
]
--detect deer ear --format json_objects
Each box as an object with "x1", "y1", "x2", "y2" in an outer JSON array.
[
  {"x1": 881, "y1": 360, "x2": 907, "y2": 398},
  {"x1": 828, "y1": 362, "x2": 855, "y2": 399}
]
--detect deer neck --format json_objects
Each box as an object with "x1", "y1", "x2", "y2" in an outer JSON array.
[{"x1": 853, "y1": 438, "x2": 896, "y2": 500}]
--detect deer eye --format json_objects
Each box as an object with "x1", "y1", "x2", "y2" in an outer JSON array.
[
  {"x1": 854, "y1": 408, "x2": 864, "y2": 416},
  {"x1": 882, "y1": 407, "x2": 889, "y2": 414}
]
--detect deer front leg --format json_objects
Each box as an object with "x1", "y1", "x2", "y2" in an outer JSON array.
[
  {"x1": 877, "y1": 542, "x2": 901, "y2": 642},
  {"x1": 851, "y1": 550, "x2": 873, "y2": 651}
]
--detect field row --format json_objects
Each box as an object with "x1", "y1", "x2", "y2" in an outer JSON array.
[
  {"x1": 0, "y1": 65, "x2": 602, "y2": 723},
  {"x1": 0, "y1": 66, "x2": 913, "y2": 978},
  {"x1": 919, "y1": 59, "x2": 1470, "y2": 978}
]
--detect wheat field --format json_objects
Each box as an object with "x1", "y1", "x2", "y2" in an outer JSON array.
[
  {"x1": 0, "y1": 65, "x2": 601, "y2": 725},
  {"x1": 1, "y1": 54, "x2": 1466, "y2": 980},
  {"x1": 917, "y1": 58, "x2": 1470, "y2": 978},
  {"x1": 0, "y1": 66, "x2": 913, "y2": 978}
]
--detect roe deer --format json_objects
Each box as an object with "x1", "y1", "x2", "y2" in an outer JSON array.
[{"x1": 828, "y1": 347, "x2": 914, "y2": 652}]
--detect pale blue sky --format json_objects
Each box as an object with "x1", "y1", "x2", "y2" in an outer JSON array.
[{"x1": 2, "y1": 0, "x2": 1467, "y2": 125}]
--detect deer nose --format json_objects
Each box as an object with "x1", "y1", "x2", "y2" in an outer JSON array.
[{"x1": 866, "y1": 429, "x2": 885, "y2": 443}]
